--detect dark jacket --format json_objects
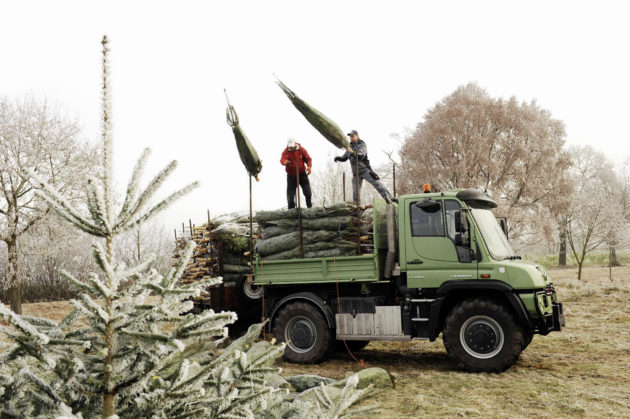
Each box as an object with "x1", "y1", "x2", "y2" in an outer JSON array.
[
  {"x1": 337, "y1": 139, "x2": 371, "y2": 173},
  {"x1": 280, "y1": 143, "x2": 312, "y2": 175}
]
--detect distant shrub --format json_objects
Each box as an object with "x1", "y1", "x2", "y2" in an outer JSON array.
[{"x1": 524, "y1": 252, "x2": 629, "y2": 268}]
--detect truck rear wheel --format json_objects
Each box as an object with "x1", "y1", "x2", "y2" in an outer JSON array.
[
  {"x1": 443, "y1": 298, "x2": 523, "y2": 372},
  {"x1": 272, "y1": 301, "x2": 333, "y2": 364}
]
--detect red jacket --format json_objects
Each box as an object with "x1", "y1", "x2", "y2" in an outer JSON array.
[{"x1": 280, "y1": 144, "x2": 312, "y2": 175}]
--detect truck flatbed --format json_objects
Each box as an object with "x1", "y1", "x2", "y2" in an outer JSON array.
[{"x1": 253, "y1": 253, "x2": 378, "y2": 285}]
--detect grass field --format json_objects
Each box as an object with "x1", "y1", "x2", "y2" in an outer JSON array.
[{"x1": 8, "y1": 265, "x2": 630, "y2": 418}]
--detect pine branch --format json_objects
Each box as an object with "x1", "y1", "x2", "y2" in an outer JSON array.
[
  {"x1": 86, "y1": 178, "x2": 111, "y2": 232},
  {"x1": 60, "y1": 270, "x2": 98, "y2": 296},
  {"x1": 0, "y1": 304, "x2": 50, "y2": 344},
  {"x1": 117, "y1": 147, "x2": 151, "y2": 222},
  {"x1": 73, "y1": 295, "x2": 109, "y2": 324},
  {"x1": 117, "y1": 181, "x2": 199, "y2": 233},
  {"x1": 115, "y1": 160, "x2": 179, "y2": 228}
]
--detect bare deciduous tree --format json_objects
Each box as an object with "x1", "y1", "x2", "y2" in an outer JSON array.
[
  {"x1": 310, "y1": 153, "x2": 351, "y2": 206},
  {"x1": 115, "y1": 217, "x2": 173, "y2": 274},
  {"x1": 0, "y1": 96, "x2": 95, "y2": 312},
  {"x1": 311, "y1": 152, "x2": 397, "y2": 207},
  {"x1": 398, "y1": 83, "x2": 572, "y2": 250},
  {"x1": 0, "y1": 213, "x2": 94, "y2": 302},
  {"x1": 565, "y1": 146, "x2": 624, "y2": 280}
]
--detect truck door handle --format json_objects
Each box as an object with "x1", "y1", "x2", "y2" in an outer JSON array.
[{"x1": 408, "y1": 259, "x2": 423, "y2": 264}]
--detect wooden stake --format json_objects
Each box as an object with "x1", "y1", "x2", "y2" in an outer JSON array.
[
  {"x1": 249, "y1": 174, "x2": 254, "y2": 266},
  {"x1": 355, "y1": 149, "x2": 361, "y2": 255},
  {"x1": 393, "y1": 164, "x2": 397, "y2": 197},
  {"x1": 295, "y1": 156, "x2": 304, "y2": 258}
]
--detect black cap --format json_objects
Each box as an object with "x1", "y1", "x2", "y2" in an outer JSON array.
[{"x1": 346, "y1": 130, "x2": 358, "y2": 136}]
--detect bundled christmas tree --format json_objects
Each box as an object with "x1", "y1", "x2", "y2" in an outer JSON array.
[{"x1": 0, "y1": 36, "x2": 379, "y2": 418}]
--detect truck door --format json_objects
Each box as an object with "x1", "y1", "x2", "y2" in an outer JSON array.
[{"x1": 404, "y1": 199, "x2": 477, "y2": 288}]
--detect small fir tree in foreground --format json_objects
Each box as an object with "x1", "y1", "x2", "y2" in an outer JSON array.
[{"x1": 0, "y1": 36, "x2": 375, "y2": 418}]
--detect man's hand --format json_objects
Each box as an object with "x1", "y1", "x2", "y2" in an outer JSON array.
[
  {"x1": 334, "y1": 156, "x2": 342, "y2": 162},
  {"x1": 282, "y1": 160, "x2": 289, "y2": 166},
  {"x1": 307, "y1": 167, "x2": 312, "y2": 175}
]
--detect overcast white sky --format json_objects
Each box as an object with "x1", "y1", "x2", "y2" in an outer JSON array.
[{"x1": 2, "y1": 0, "x2": 629, "y2": 231}]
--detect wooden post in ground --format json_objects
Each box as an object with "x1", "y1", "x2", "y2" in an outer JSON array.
[
  {"x1": 393, "y1": 164, "x2": 396, "y2": 197},
  {"x1": 294, "y1": 157, "x2": 304, "y2": 258},
  {"x1": 249, "y1": 174, "x2": 254, "y2": 266},
  {"x1": 355, "y1": 153, "x2": 361, "y2": 255}
]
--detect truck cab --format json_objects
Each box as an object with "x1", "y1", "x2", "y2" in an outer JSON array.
[{"x1": 251, "y1": 188, "x2": 564, "y2": 372}]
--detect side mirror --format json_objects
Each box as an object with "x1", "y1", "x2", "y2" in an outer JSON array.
[
  {"x1": 454, "y1": 210, "x2": 469, "y2": 233},
  {"x1": 454, "y1": 210, "x2": 471, "y2": 247},
  {"x1": 498, "y1": 217, "x2": 509, "y2": 239}
]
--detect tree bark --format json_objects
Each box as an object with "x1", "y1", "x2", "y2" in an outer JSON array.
[
  {"x1": 558, "y1": 229, "x2": 567, "y2": 266},
  {"x1": 611, "y1": 246, "x2": 620, "y2": 267},
  {"x1": 6, "y1": 239, "x2": 22, "y2": 314},
  {"x1": 577, "y1": 262, "x2": 583, "y2": 281}
]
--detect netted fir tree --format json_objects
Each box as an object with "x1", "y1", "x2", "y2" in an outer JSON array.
[{"x1": 0, "y1": 36, "x2": 374, "y2": 418}]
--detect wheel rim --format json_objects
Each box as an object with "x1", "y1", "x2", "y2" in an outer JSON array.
[
  {"x1": 243, "y1": 280, "x2": 262, "y2": 300},
  {"x1": 460, "y1": 315, "x2": 504, "y2": 359},
  {"x1": 284, "y1": 316, "x2": 317, "y2": 354}
]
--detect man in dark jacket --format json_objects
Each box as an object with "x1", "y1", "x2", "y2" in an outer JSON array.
[
  {"x1": 281, "y1": 138, "x2": 313, "y2": 208},
  {"x1": 334, "y1": 130, "x2": 391, "y2": 202}
]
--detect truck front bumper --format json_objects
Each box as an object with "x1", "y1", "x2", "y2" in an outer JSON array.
[{"x1": 539, "y1": 302, "x2": 565, "y2": 334}]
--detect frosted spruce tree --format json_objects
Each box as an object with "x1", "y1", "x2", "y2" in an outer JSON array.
[{"x1": 0, "y1": 36, "x2": 376, "y2": 418}]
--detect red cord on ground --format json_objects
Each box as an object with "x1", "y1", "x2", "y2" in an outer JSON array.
[{"x1": 333, "y1": 256, "x2": 365, "y2": 368}]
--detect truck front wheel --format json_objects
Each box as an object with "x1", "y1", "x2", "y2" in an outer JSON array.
[
  {"x1": 272, "y1": 301, "x2": 333, "y2": 364},
  {"x1": 443, "y1": 298, "x2": 523, "y2": 372}
]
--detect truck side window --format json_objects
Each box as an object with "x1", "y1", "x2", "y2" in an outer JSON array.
[{"x1": 410, "y1": 201, "x2": 444, "y2": 237}]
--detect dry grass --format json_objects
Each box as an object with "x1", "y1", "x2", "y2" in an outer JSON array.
[
  {"x1": 283, "y1": 266, "x2": 630, "y2": 418},
  {"x1": 3, "y1": 266, "x2": 629, "y2": 417}
]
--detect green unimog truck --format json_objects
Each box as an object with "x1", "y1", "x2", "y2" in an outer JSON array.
[{"x1": 246, "y1": 188, "x2": 564, "y2": 372}]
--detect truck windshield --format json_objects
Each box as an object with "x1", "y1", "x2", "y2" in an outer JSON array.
[{"x1": 470, "y1": 208, "x2": 516, "y2": 260}]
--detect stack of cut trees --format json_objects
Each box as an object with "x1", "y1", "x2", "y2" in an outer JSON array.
[
  {"x1": 174, "y1": 213, "x2": 258, "y2": 310},
  {"x1": 254, "y1": 203, "x2": 374, "y2": 260}
]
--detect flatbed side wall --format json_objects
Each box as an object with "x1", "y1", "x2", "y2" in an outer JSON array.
[{"x1": 253, "y1": 254, "x2": 378, "y2": 285}]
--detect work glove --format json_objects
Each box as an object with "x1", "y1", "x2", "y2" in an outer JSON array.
[{"x1": 334, "y1": 156, "x2": 342, "y2": 162}]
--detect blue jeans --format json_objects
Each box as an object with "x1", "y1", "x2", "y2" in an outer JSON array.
[{"x1": 351, "y1": 169, "x2": 392, "y2": 202}]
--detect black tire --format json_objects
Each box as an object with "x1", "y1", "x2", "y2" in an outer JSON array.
[
  {"x1": 336, "y1": 340, "x2": 370, "y2": 352},
  {"x1": 236, "y1": 274, "x2": 262, "y2": 302},
  {"x1": 522, "y1": 330, "x2": 534, "y2": 350},
  {"x1": 272, "y1": 301, "x2": 333, "y2": 364},
  {"x1": 443, "y1": 298, "x2": 524, "y2": 373}
]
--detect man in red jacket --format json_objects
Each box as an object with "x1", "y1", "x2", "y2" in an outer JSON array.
[{"x1": 281, "y1": 138, "x2": 313, "y2": 208}]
